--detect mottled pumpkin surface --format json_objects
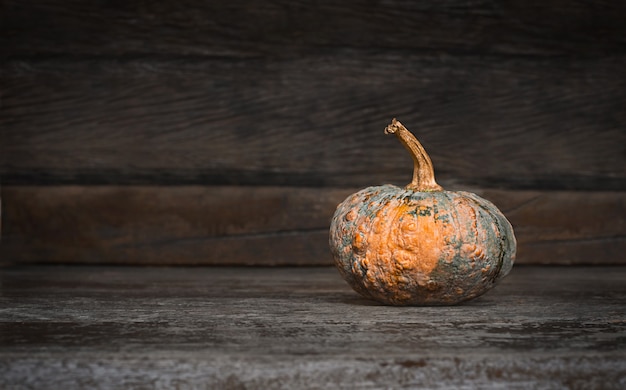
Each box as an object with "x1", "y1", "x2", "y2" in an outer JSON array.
[{"x1": 329, "y1": 185, "x2": 516, "y2": 305}]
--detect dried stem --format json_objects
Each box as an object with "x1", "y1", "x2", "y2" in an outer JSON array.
[{"x1": 384, "y1": 118, "x2": 443, "y2": 192}]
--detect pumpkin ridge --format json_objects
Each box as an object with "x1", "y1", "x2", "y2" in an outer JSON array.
[
  {"x1": 462, "y1": 191, "x2": 516, "y2": 284},
  {"x1": 443, "y1": 192, "x2": 464, "y2": 261},
  {"x1": 479, "y1": 202, "x2": 506, "y2": 285}
]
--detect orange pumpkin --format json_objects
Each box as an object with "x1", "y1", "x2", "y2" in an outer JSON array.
[{"x1": 329, "y1": 119, "x2": 516, "y2": 305}]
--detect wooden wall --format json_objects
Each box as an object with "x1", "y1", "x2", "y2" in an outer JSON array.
[{"x1": 2, "y1": 1, "x2": 625, "y2": 265}]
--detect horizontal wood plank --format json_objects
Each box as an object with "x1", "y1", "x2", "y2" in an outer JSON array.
[
  {"x1": 1, "y1": 265, "x2": 625, "y2": 388},
  {"x1": 0, "y1": 186, "x2": 353, "y2": 265},
  {"x1": 2, "y1": 186, "x2": 624, "y2": 265},
  {"x1": 3, "y1": 0, "x2": 626, "y2": 58},
  {"x1": 2, "y1": 55, "x2": 625, "y2": 190},
  {"x1": 472, "y1": 188, "x2": 626, "y2": 265}
]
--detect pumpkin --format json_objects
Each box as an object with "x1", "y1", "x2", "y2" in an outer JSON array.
[{"x1": 329, "y1": 119, "x2": 516, "y2": 305}]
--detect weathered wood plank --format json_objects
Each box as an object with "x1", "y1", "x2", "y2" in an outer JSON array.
[
  {"x1": 3, "y1": 0, "x2": 626, "y2": 57},
  {"x1": 474, "y1": 188, "x2": 626, "y2": 265},
  {"x1": 0, "y1": 265, "x2": 624, "y2": 389},
  {"x1": 2, "y1": 55, "x2": 625, "y2": 190},
  {"x1": 2, "y1": 186, "x2": 624, "y2": 265},
  {"x1": 0, "y1": 186, "x2": 352, "y2": 265}
]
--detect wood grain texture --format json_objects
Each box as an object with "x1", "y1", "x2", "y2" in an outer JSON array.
[
  {"x1": 1, "y1": 265, "x2": 625, "y2": 389},
  {"x1": 0, "y1": 186, "x2": 353, "y2": 265},
  {"x1": 474, "y1": 188, "x2": 626, "y2": 265},
  {"x1": 2, "y1": 55, "x2": 625, "y2": 190},
  {"x1": 3, "y1": 0, "x2": 624, "y2": 270},
  {"x1": 3, "y1": 0, "x2": 626, "y2": 58},
  {"x1": 2, "y1": 186, "x2": 624, "y2": 265}
]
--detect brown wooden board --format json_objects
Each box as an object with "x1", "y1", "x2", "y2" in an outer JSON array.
[
  {"x1": 2, "y1": 55, "x2": 625, "y2": 190},
  {"x1": 473, "y1": 188, "x2": 626, "y2": 265},
  {"x1": 2, "y1": 186, "x2": 624, "y2": 265},
  {"x1": 3, "y1": 0, "x2": 626, "y2": 58}
]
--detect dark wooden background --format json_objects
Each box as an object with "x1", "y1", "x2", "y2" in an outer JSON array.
[{"x1": 1, "y1": 0, "x2": 625, "y2": 265}]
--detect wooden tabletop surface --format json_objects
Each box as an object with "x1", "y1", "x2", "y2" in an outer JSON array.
[{"x1": 1, "y1": 265, "x2": 624, "y2": 389}]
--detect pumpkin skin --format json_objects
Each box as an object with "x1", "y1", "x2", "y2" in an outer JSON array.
[
  {"x1": 329, "y1": 185, "x2": 516, "y2": 305},
  {"x1": 329, "y1": 119, "x2": 516, "y2": 305}
]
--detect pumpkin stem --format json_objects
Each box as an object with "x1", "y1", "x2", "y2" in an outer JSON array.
[{"x1": 384, "y1": 118, "x2": 443, "y2": 192}]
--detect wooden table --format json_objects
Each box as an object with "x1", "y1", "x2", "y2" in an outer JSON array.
[{"x1": 1, "y1": 265, "x2": 624, "y2": 389}]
